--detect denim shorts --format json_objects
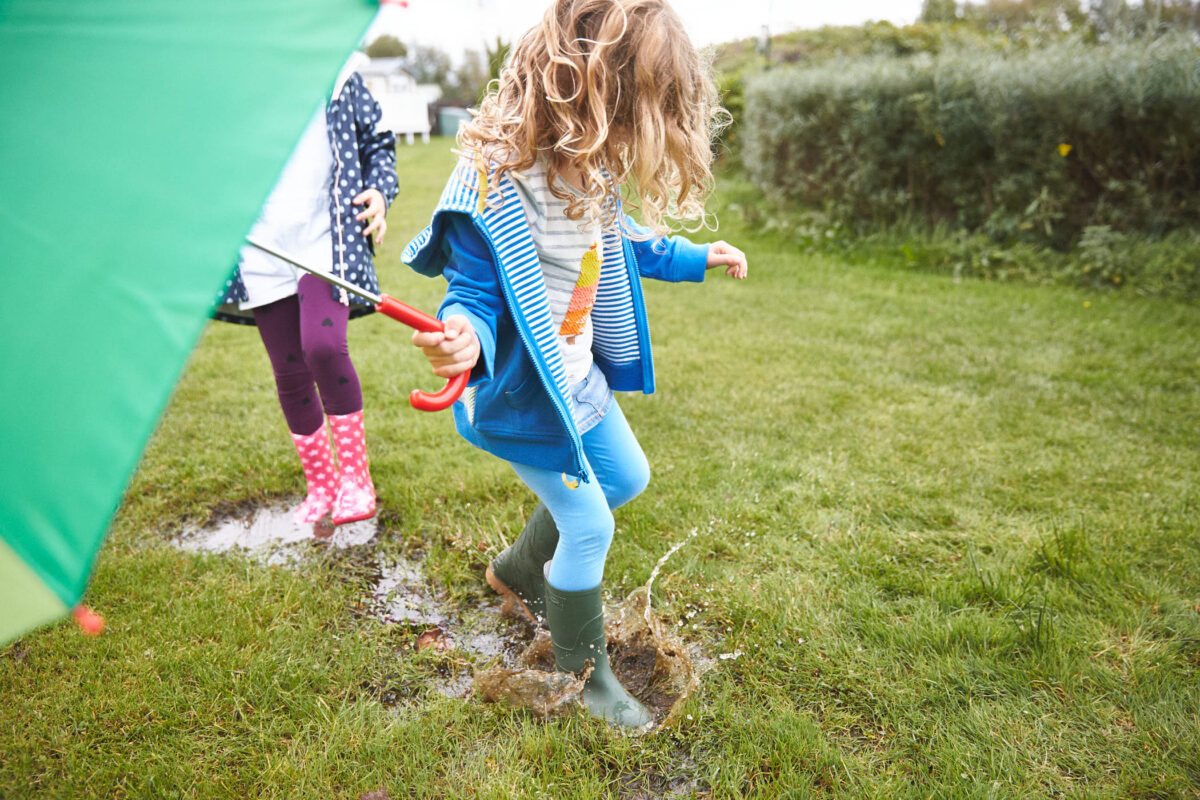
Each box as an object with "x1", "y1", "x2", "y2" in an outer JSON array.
[{"x1": 570, "y1": 362, "x2": 613, "y2": 435}]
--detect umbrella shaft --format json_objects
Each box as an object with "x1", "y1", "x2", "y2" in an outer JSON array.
[{"x1": 243, "y1": 237, "x2": 382, "y2": 305}]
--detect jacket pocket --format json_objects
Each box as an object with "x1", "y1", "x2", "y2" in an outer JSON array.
[
  {"x1": 502, "y1": 369, "x2": 542, "y2": 410},
  {"x1": 471, "y1": 337, "x2": 562, "y2": 440},
  {"x1": 473, "y1": 371, "x2": 559, "y2": 440}
]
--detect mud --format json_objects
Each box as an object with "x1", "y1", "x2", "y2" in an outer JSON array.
[
  {"x1": 618, "y1": 757, "x2": 708, "y2": 800},
  {"x1": 475, "y1": 667, "x2": 586, "y2": 718},
  {"x1": 474, "y1": 586, "x2": 704, "y2": 727},
  {"x1": 473, "y1": 529, "x2": 708, "y2": 728},
  {"x1": 368, "y1": 556, "x2": 448, "y2": 628},
  {"x1": 177, "y1": 508, "x2": 710, "y2": 728},
  {"x1": 365, "y1": 557, "x2": 530, "y2": 700},
  {"x1": 607, "y1": 587, "x2": 703, "y2": 726}
]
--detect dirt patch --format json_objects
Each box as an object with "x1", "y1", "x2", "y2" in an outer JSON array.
[
  {"x1": 618, "y1": 758, "x2": 708, "y2": 800},
  {"x1": 177, "y1": 508, "x2": 710, "y2": 728},
  {"x1": 474, "y1": 530, "x2": 709, "y2": 729},
  {"x1": 475, "y1": 665, "x2": 587, "y2": 718},
  {"x1": 608, "y1": 586, "x2": 703, "y2": 726},
  {"x1": 364, "y1": 557, "x2": 529, "y2": 699},
  {"x1": 474, "y1": 588, "x2": 704, "y2": 727}
]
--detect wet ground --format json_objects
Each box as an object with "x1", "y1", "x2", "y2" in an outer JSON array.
[
  {"x1": 176, "y1": 505, "x2": 710, "y2": 729},
  {"x1": 176, "y1": 506, "x2": 377, "y2": 566}
]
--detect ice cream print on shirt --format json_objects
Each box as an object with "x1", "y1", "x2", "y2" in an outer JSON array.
[
  {"x1": 560, "y1": 242, "x2": 601, "y2": 344},
  {"x1": 507, "y1": 159, "x2": 602, "y2": 384}
]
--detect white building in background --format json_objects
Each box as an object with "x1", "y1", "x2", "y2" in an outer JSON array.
[{"x1": 357, "y1": 57, "x2": 441, "y2": 144}]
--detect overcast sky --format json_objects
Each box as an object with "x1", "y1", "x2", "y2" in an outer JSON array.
[{"x1": 367, "y1": 0, "x2": 926, "y2": 58}]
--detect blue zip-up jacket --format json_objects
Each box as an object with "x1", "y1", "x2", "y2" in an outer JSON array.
[
  {"x1": 215, "y1": 72, "x2": 398, "y2": 324},
  {"x1": 403, "y1": 159, "x2": 709, "y2": 482}
]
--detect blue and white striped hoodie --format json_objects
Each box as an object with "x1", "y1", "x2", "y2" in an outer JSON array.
[{"x1": 403, "y1": 159, "x2": 709, "y2": 482}]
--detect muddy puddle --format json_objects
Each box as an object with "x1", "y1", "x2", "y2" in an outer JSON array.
[
  {"x1": 473, "y1": 585, "x2": 709, "y2": 728},
  {"x1": 177, "y1": 508, "x2": 711, "y2": 729},
  {"x1": 176, "y1": 505, "x2": 377, "y2": 566}
]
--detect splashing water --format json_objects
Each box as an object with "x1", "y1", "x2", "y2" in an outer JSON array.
[{"x1": 475, "y1": 528, "x2": 707, "y2": 728}]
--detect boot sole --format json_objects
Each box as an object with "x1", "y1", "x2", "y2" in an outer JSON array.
[
  {"x1": 332, "y1": 504, "x2": 377, "y2": 526},
  {"x1": 485, "y1": 564, "x2": 538, "y2": 625},
  {"x1": 332, "y1": 511, "x2": 376, "y2": 525}
]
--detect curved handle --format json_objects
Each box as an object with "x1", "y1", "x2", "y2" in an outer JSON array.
[
  {"x1": 375, "y1": 295, "x2": 469, "y2": 412},
  {"x1": 410, "y1": 371, "x2": 470, "y2": 412}
]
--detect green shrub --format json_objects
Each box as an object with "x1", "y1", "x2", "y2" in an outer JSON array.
[
  {"x1": 712, "y1": 21, "x2": 1018, "y2": 162},
  {"x1": 742, "y1": 36, "x2": 1200, "y2": 247},
  {"x1": 1066, "y1": 225, "x2": 1200, "y2": 297},
  {"x1": 720, "y1": 164, "x2": 1200, "y2": 300},
  {"x1": 739, "y1": 209, "x2": 1200, "y2": 300}
]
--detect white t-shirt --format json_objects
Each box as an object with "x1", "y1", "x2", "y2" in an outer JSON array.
[
  {"x1": 509, "y1": 161, "x2": 602, "y2": 384},
  {"x1": 237, "y1": 106, "x2": 335, "y2": 309}
]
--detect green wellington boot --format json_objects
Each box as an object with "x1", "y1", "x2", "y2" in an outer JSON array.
[
  {"x1": 545, "y1": 581, "x2": 653, "y2": 729},
  {"x1": 486, "y1": 503, "x2": 559, "y2": 623}
]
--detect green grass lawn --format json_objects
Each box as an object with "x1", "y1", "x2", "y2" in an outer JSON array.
[{"x1": 2, "y1": 140, "x2": 1198, "y2": 799}]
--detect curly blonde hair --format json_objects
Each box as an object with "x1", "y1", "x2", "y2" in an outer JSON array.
[{"x1": 459, "y1": 0, "x2": 727, "y2": 235}]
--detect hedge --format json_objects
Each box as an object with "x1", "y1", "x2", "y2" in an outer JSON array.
[{"x1": 741, "y1": 36, "x2": 1200, "y2": 248}]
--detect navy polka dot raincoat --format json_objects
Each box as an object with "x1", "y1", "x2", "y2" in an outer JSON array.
[{"x1": 214, "y1": 73, "x2": 398, "y2": 324}]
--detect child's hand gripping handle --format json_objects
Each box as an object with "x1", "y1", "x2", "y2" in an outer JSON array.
[{"x1": 375, "y1": 295, "x2": 469, "y2": 412}]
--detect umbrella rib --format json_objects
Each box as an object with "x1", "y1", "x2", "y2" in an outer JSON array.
[{"x1": 243, "y1": 237, "x2": 383, "y2": 305}]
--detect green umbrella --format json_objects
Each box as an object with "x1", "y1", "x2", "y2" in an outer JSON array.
[{"x1": 0, "y1": 0, "x2": 377, "y2": 645}]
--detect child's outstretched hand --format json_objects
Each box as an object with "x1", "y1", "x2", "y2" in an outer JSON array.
[
  {"x1": 354, "y1": 188, "x2": 388, "y2": 245},
  {"x1": 706, "y1": 241, "x2": 748, "y2": 280},
  {"x1": 413, "y1": 315, "x2": 480, "y2": 378}
]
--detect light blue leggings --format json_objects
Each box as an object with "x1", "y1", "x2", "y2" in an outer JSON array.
[{"x1": 509, "y1": 399, "x2": 649, "y2": 592}]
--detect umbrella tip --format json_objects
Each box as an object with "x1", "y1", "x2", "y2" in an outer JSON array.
[{"x1": 72, "y1": 605, "x2": 105, "y2": 637}]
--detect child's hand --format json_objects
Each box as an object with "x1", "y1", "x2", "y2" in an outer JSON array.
[
  {"x1": 354, "y1": 188, "x2": 388, "y2": 245},
  {"x1": 412, "y1": 315, "x2": 480, "y2": 378},
  {"x1": 706, "y1": 241, "x2": 748, "y2": 280}
]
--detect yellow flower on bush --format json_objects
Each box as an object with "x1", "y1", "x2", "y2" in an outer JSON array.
[{"x1": 1057, "y1": 143, "x2": 1073, "y2": 157}]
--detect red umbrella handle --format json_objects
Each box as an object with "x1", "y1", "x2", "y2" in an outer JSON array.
[{"x1": 375, "y1": 295, "x2": 469, "y2": 412}]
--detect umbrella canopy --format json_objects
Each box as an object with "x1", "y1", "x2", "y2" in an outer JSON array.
[{"x1": 0, "y1": 0, "x2": 377, "y2": 644}]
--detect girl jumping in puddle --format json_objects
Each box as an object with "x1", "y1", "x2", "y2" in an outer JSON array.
[{"x1": 404, "y1": 0, "x2": 747, "y2": 727}]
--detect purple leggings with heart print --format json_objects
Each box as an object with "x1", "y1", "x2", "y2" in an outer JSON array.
[{"x1": 252, "y1": 274, "x2": 363, "y2": 436}]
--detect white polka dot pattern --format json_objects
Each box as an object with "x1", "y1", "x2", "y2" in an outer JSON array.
[
  {"x1": 216, "y1": 73, "x2": 398, "y2": 319},
  {"x1": 328, "y1": 410, "x2": 376, "y2": 524},
  {"x1": 290, "y1": 421, "x2": 338, "y2": 524}
]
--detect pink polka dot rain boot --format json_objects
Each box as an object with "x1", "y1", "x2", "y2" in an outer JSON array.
[
  {"x1": 290, "y1": 421, "x2": 337, "y2": 525},
  {"x1": 328, "y1": 410, "x2": 376, "y2": 525}
]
